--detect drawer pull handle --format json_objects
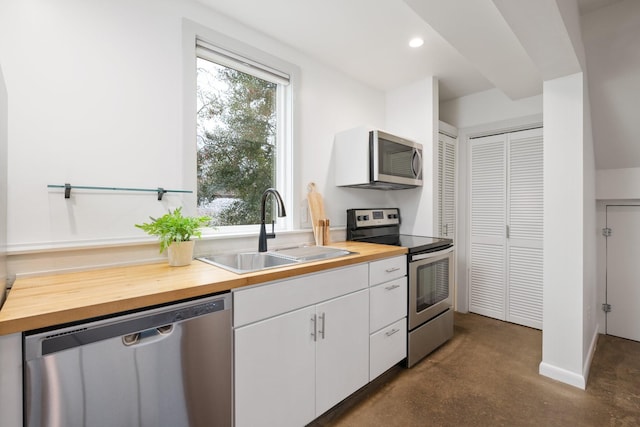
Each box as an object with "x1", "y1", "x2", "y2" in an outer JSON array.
[
  {"x1": 385, "y1": 267, "x2": 400, "y2": 273},
  {"x1": 385, "y1": 328, "x2": 400, "y2": 337},
  {"x1": 385, "y1": 284, "x2": 401, "y2": 291}
]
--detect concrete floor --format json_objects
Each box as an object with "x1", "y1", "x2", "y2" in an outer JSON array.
[{"x1": 311, "y1": 312, "x2": 640, "y2": 426}]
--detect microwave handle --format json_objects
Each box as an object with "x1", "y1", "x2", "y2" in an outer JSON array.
[{"x1": 411, "y1": 149, "x2": 423, "y2": 178}]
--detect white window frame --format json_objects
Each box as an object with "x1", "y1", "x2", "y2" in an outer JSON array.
[{"x1": 182, "y1": 19, "x2": 295, "y2": 235}]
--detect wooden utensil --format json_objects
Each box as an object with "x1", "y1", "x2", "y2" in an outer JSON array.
[
  {"x1": 317, "y1": 219, "x2": 325, "y2": 246},
  {"x1": 323, "y1": 219, "x2": 331, "y2": 245},
  {"x1": 307, "y1": 182, "x2": 327, "y2": 245}
]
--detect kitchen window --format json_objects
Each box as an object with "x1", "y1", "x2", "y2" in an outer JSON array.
[{"x1": 194, "y1": 37, "x2": 293, "y2": 230}]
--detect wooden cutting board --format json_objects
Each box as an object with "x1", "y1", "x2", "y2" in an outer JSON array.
[{"x1": 307, "y1": 182, "x2": 327, "y2": 244}]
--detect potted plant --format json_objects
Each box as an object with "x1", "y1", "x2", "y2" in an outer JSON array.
[{"x1": 135, "y1": 207, "x2": 210, "y2": 266}]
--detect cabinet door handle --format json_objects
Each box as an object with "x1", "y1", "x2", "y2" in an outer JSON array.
[
  {"x1": 385, "y1": 267, "x2": 400, "y2": 273},
  {"x1": 385, "y1": 328, "x2": 400, "y2": 337},
  {"x1": 311, "y1": 314, "x2": 317, "y2": 342},
  {"x1": 385, "y1": 284, "x2": 401, "y2": 291},
  {"x1": 318, "y1": 312, "x2": 326, "y2": 339}
]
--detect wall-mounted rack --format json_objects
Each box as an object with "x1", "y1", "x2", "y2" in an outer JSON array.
[{"x1": 47, "y1": 183, "x2": 193, "y2": 200}]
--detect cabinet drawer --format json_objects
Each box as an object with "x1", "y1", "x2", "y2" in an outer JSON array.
[
  {"x1": 369, "y1": 256, "x2": 406, "y2": 286},
  {"x1": 369, "y1": 318, "x2": 406, "y2": 380},
  {"x1": 234, "y1": 263, "x2": 368, "y2": 327},
  {"x1": 369, "y1": 277, "x2": 407, "y2": 333}
]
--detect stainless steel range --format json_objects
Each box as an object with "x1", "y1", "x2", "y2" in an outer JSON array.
[{"x1": 346, "y1": 208, "x2": 454, "y2": 367}]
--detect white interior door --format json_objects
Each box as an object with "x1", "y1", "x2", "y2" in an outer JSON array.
[
  {"x1": 506, "y1": 129, "x2": 543, "y2": 329},
  {"x1": 438, "y1": 133, "x2": 457, "y2": 239},
  {"x1": 469, "y1": 134, "x2": 507, "y2": 320},
  {"x1": 606, "y1": 205, "x2": 640, "y2": 341},
  {"x1": 468, "y1": 128, "x2": 543, "y2": 328}
]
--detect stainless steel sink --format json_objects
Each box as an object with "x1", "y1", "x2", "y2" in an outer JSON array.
[
  {"x1": 197, "y1": 252, "x2": 300, "y2": 274},
  {"x1": 272, "y1": 245, "x2": 354, "y2": 261},
  {"x1": 197, "y1": 246, "x2": 357, "y2": 274}
]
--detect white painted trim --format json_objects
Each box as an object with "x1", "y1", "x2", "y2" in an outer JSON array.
[
  {"x1": 182, "y1": 19, "x2": 300, "y2": 231},
  {"x1": 539, "y1": 361, "x2": 586, "y2": 389},
  {"x1": 582, "y1": 328, "x2": 600, "y2": 386},
  {"x1": 439, "y1": 120, "x2": 458, "y2": 138}
]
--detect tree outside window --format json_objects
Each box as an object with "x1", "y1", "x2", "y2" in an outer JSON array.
[{"x1": 196, "y1": 57, "x2": 278, "y2": 226}]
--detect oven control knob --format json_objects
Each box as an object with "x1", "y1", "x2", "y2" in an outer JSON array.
[{"x1": 363, "y1": 215, "x2": 369, "y2": 221}]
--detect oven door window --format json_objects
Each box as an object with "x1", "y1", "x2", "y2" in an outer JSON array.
[{"x1": 415, "y1": 257, "x2": 449, "y2": 312}]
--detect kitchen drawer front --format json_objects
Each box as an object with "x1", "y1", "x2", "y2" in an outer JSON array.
[
  {"x1": 233, "y1": 263, "x2": 368, "y2": 327},
  {"x1": 369, "y1": 277, "x2": 407, "y2": 333},
  {"x1": 369, "y1": 318, "x2": 407, "y2": 380},
  {"x1": 369, "y1": 256, "x2": 406, "y2": 286}
]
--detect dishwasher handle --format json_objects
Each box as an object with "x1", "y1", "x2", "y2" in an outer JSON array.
[
  {"x1": 122, "y1": 324, "x2": 174, "y2": 346},
  {"x1": 25, "y1": 293, "x2": 230, "y2": 360}
]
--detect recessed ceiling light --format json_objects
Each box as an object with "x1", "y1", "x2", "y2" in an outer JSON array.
[{"x1": 409, "y1": 37, "x2": 424, "y2": 48}]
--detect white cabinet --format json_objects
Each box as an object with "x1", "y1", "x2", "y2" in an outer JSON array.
[
  {"x1": 370, "y1": 318, "x2": 406, "y2": 379},
  {"x1": 233, "y1": 264, "x2": 369, "y2": 427},
  {"x1": 235, "y1": 306, "x2": 316, "y2": 427},
  {"x1": 369, "y1": 255, "x2": 406, "y2": 285},
  {"x1": 368, "y1": 256, "x2": 407, "y2": 380},
  {"x1": 369, "y1": 277, "x2": 406, "y2": 333},
  {"x1": 315, "y1": 290, "x2": 369, "y2": 415},
  {"x1": 0, "y1": 334, "x2": 22, "y2": 427}
]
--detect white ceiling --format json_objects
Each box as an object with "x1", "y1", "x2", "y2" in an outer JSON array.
[
  {"x1": 195, "y1": 0, "x2": 496, "y2": 101},
  {"x1": 195, "y1": 0, "x2": 618, "y2": 102},
  {"x1": 197, "y1": 0, "x2": 637, "y2": 170}
]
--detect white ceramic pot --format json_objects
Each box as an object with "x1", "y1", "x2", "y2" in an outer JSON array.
[{"x1": 167, "y1": 240, "x2": 195, "y2": 267}]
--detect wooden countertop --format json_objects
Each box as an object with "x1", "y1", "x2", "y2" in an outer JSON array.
[{"x1": 0, "y1": 241, "x2": 406, "y2": 335}]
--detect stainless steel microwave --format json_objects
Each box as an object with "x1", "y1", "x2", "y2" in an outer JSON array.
[{"x1": 335, "y1": 127, "x2": 423, "y2": 190}]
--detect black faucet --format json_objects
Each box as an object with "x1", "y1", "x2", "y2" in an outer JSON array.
[{"x1": 258, "y1": 188, "x2": 287, "y2": 252}]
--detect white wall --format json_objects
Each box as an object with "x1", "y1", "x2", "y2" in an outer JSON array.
[
  {"x1": 596, "y1": 168, "x2": 640, "y2": 200},
  {"x1": 385, "y1": 76, "x2": 438, "y2": 236},
  {"x1": 582, "y1": 0, "x2": 640, "y2": 170},
  {"x1": 0, "y1": 0, "x2": 388, "y2": 275},
  {"x1": 0, "y1": 64, "x2": 7, "y2": 301},
  {"x1": 539, "y1": 72, "x2": 591, "y2": 389},
  {"x1": 581, "y1": 76, "x2": 598, "y2": 376},
  {"x1": 537, "y1": 0, "x2": 598, "y2": 390},
  {"x1": 439, "y1": 88, "x2": 542, "y2": 129}
]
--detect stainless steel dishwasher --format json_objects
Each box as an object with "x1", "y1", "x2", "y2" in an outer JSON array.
[{"x1": 24, "y1": 292, "x2": 232, "y2": 427}]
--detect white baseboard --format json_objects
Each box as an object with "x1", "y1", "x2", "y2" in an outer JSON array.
[
  {"x1": 583, "y1": 327, "x2": 600, "y2": 385},
  {"x1": 539, "y1": 362, "x2": 586, "y2": 389}
]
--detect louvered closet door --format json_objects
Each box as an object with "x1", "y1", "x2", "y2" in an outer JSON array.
[
  {"x1": 438, "y1": 133, "x2": 457, "y2": 239},
  {"x1": 469, "y1": 134, "x2": 507, "y2": 320},
  {"x1": 469, "y1": 128, "x2": 543, "y2": 329},
  {"x1": 507, "y1": 128, "x2": 543, "y2": 329}
]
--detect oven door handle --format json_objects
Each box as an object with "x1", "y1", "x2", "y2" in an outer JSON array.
[{"x1": 411, "y1": 246, "x2": 454, "y2": 261}]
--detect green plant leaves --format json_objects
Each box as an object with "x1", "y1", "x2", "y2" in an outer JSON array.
[{"x1": 135, "y1": 207, "x2": 210, "y2": 253}]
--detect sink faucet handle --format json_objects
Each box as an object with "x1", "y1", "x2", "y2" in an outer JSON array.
[{"x1": 267, "y1": 220, "x2": 276, "y2": 238}]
